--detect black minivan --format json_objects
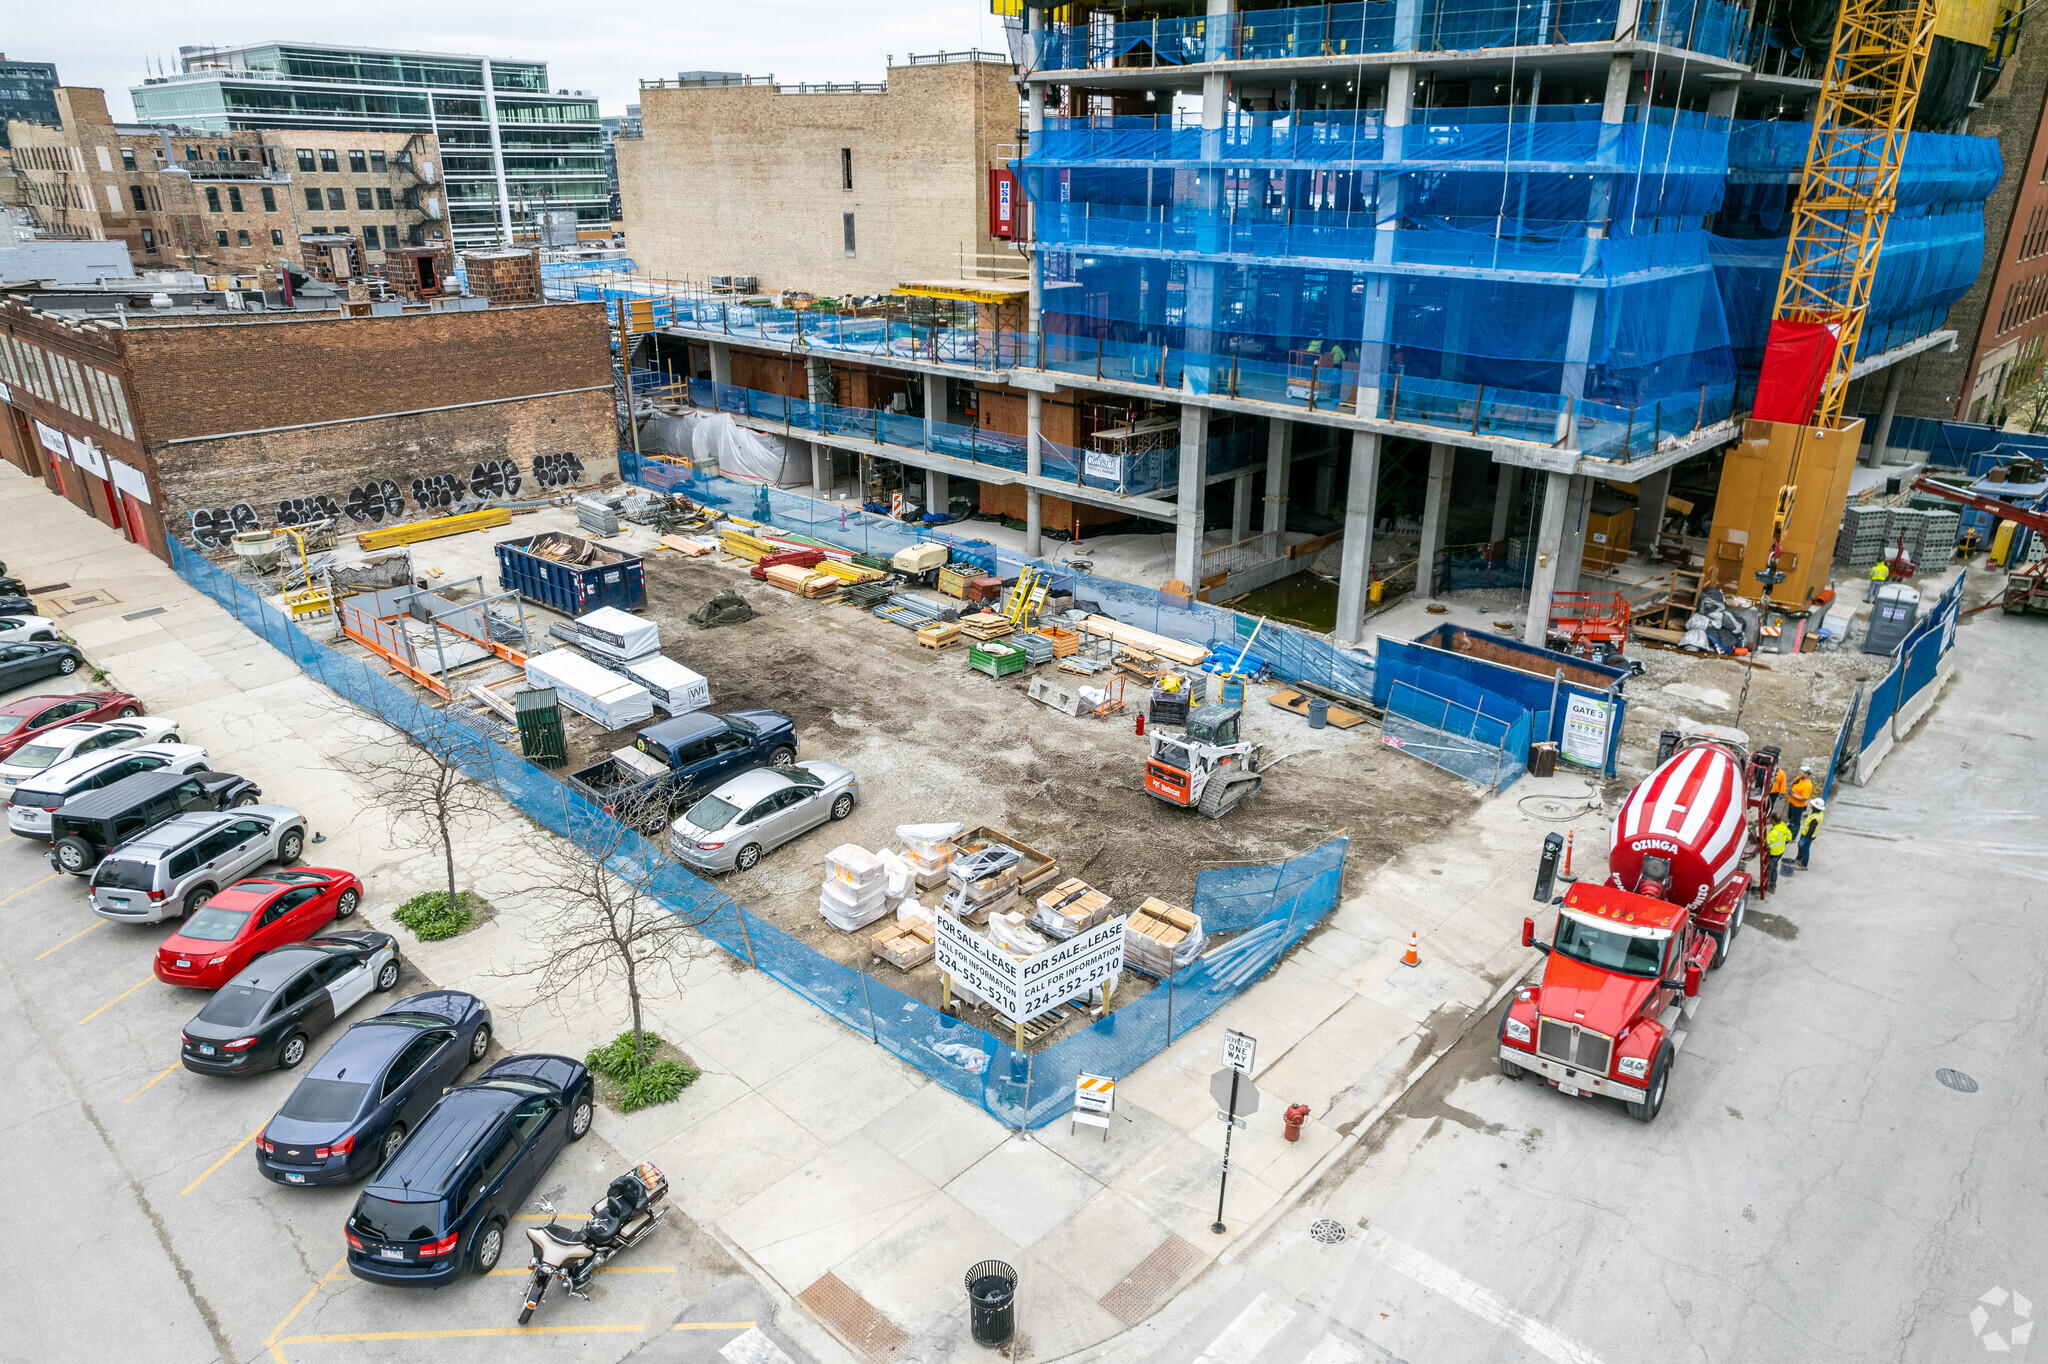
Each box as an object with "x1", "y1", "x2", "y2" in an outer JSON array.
[
  {"x1": 48, "y1": 769, "x2": 259, "y2": 874},
  {"x1": 344, "y1": 1054, "x2": 593, "y2": 1285}
]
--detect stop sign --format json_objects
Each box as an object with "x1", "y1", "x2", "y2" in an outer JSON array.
[{"x1": 1210, "y1": 1067, "x2": 1260, "y2": 1117}]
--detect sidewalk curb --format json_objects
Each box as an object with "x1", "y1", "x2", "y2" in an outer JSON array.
[{"x1": 1034, "y1": 955, "x2": 1542, "y2": 1364}]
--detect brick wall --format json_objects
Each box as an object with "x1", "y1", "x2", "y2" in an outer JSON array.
[{"x1": 618, "y1": 60, "x2": 1014, "y2": 295}]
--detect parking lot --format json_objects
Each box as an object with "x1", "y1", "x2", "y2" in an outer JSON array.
[{"x1": 0, "y1": 665, "x2": 814, "y2": 1364}]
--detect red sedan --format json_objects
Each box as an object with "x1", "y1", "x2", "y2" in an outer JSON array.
[
  {"x1": 0, "y1": 692, "x2": 144, "y2": 760},
  {"x1": 154, "y1": 868, "x2": 364, "y2": 989}
]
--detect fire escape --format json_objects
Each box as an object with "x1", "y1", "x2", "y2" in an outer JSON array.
[{"x1": 393, "y1": 133, "x2": 443, "y2": 248}]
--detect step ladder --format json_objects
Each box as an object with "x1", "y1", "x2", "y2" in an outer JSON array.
[{"x1": 1001, "y1": 565, "x2": 1047, "y2": 625}]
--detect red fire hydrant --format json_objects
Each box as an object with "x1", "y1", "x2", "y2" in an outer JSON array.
[{"x1": 1283, "y1": 1103, "x2": 1311, "y2": 1141}]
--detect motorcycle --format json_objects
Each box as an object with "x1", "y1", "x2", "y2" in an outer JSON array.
[{"x1": 518, "y1": 1161, "x2": 669, "y2": 1324}]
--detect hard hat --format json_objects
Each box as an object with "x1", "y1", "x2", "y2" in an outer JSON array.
[
  {"x1": 1799, "y1": 762, "x2": 1813, "y2": 773},
  {"x1": 1810, "y1": 797, "x2": 1826, "y2": 812}
]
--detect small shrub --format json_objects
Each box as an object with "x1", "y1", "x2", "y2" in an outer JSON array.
[
  {"x1": 621, "y1": 1059, "x2": 699, "y2": 1112},
  {"x1": 391, "y1": 890, "x2": 478, "y2": 942},
  {"x1": 585, "y1": 1030, "x2": 665, "y2": 1081}
]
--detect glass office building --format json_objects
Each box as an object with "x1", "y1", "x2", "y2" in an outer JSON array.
[
  {"x1": 0, "y1": 55, "x2": 61, "y2": 147},
  {"x1": 131, "y1": 42, "x2": 605, "y2": 247}
]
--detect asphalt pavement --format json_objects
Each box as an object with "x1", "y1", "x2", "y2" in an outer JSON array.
[{"x1": 1111, "y1": 610, "x2": 2048, "y2": 1364}]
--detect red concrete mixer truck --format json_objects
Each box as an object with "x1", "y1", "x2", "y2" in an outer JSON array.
[{"x1": 1498, "y1": 736, "x2": 1777, "y2": 1121}]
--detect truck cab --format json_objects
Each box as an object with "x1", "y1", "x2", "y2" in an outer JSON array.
[{"x1": 1498, "y1": 881, "x2": 1709, "y2": 1122}]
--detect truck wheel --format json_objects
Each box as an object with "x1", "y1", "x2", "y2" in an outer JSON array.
[
  {"x1": 1708, "y1": 928, "x2": 1730, "y2": 970},
  {"x1": 1626, "y1": 1044, "x2": 1673, "y2": 1123},
  {"x1": 769, "y1": 746, "x2": 796, "y2": 769},
  {"x1": 1497, "y1": 1003, "x2": 1526, "y2": 1079},
  {"x1": 54, "y1": 836, "x2": 94, "y2": 875}
]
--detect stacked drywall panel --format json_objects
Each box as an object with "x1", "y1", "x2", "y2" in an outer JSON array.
[
  {"x1": 576, "y1": 606, "x2": 659, "y2": 663},
  {"x1": 524, "y1": 647, "x2": 654, "y2": 729},
  {"x1": 618, "y1": 656, "x2": 710, "y2": 715}
]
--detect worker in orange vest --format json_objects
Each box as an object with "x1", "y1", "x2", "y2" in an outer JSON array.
[{"x1": 1768, "y1": 765, "x2": 1788, "y2": 822}]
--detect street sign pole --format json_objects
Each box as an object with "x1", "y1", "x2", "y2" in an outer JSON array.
[{"x1": 1213, "y1": 1067, "x2": 1239, "y2": 1235}]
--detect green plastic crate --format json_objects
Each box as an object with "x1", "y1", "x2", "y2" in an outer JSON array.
[{"x1": 968, "y1": 643, "x2": 1027, "y2": 678}]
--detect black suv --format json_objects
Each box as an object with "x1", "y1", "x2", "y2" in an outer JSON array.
[
  {"x1": 49, "y1": 769, "x2": 260, "y2": 874},
  {"x1": 344, "y1": 1055, "x2": 594, "y2": 1285}
]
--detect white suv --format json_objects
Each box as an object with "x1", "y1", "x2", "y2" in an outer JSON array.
[
  {"x1": 0, "y1": 718, "x2": 183, "y2": 788},
  {"x1": 7, "y1": 744, "x2": 211, "y2": 840}
]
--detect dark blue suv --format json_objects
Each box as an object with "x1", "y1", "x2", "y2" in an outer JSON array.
[{"x1": 344, "y1": 1054, "x2": 593, "y2": 1284}]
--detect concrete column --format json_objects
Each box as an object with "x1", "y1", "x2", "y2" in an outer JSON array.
[
  {"x1": 1173, "y1": 405, "x2": 1211, "y2": 589},
  {"x1": 1262, "y1": 418, "x2": 1293, "y2": 553},
  {"x1": 1314, "y1": 460, "x2": 1337, "y2": 516},
  {"x1": 1490, "y1": 462, "x2": 1522, "y2": 545},
  {"x1": 1231, "y1": 470, "x2": 1256, "y2": 545},
  {"x1": 1358, "y1": 66, "x2": 1414, "y2": 417},
  {"x1": 1555, "y1": 475, "x2": 1589, "y2": 594},
  {"x1": 478, "y1": 58, "x2": 514, "y2": 246},
  {"x1": 708, "y1": 341, "x2": 732, "y2": 388},
  {"x1": 1416, "y1": 442, "x2": 1453, "y2": 599},
  {"x1": 1868, "y1": 363, "x2": 1905, "y2": 467},
  {"x1": 923, "y1": 372, "x2": 943, "y2": 450},
  {"x1": 1630, "y1": 467, "x2": 1670, "y2": 552},
  {"x1": 1557, "y1": 54, "x2": 1638, "y2": 446},
  {"x1": 811, "y1": 442, "x2": 830, "y2": 494},
  {"x1": 925, "y1": 469, "x2": 949, "y2": 517},
  {"x1": 1333, "y1": 432, "x2": 1383, "y2": 646},
  {"x1": 1026, "y1": 389, "x2": 1044, "y2": 558},
  {"x1": 1522, "y1": 470, "x2": 1573, "y2": 646}
]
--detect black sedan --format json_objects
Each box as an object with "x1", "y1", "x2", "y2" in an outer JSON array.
[
  {"x1": 181, "y1": 932, "x2": 402, "y2": 1076},
  {"x1": 0, "y1": 640, "x2": 85, "y2": 690},
  {"x1": 256, "y1": 990, "x2": 492, "y2": 1186}
]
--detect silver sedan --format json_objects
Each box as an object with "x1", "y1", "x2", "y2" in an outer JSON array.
[{"x1": 669, "y1": 761, "x2": 858, "y2": 873}]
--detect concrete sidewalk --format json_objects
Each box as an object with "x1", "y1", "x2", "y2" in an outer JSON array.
[{"x1": 8, "y1": 465, "x2": 1597, "y2": 1363}]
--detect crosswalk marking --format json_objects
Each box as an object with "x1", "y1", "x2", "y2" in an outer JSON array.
[
  {"x1": 719, "y1": 1326, "x2": 794, "y2": 1364},
  {"x1": 1362, "y1": 1230, "x2": 1608, "y2": 1364},
  {"x1": 1300, "y1": 1333, "x2": 1371, "y2": 1364},
  {"x1": 1193, "y1": 1292, "x2": 1297, "y2": 1364}
]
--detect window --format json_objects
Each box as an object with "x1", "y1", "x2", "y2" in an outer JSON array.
[
  {"x1": 130, "y1": 185, "x2": 147, "y2": 212},
  {"x1": 326, "y1": 187, "x2": 345, "y2": 211},
  {"x1": 318, "y1": 149, "x2": 338, "y2": 173},
  {"x1": 215, "y1": 230, "x2": 230, "y2": 247},
  {"x1": 843, "y1": 212, "x2": 856, "y2": 258},
  {"x1": 369, "y1": 150, "x2": 387, "y2": 173},
  {"x1": 348, "y1": 149, "x2": 367, "y2": 173},
  {"x1": 261, "y1": 186, "x2": 276, "y2": 212},
  {"x1": 841, "y1": 147, "x2": 853, "y2": 191},
  {"x1": 227, "y1": 187, "x2": 244, "y2": 213},
  {"x1": 218, "y1": 146, "x2": 231, "y2": 162},
  {"x1": 205, "y1": 187, "x2": 222, "y2": 213},
  {"x1": 184, "y1": 144, "x2": 197, "y2": 161},
  {"x1": 304, "y1": 187, "x2": 322, "y2": 211},
  {"x1": 141, "y1": 229, "x2": 157, "y2": 254},
  {"x1": 148, "y1": 185, "x2": 161, "y2": 210},
  {"x1": 296, "y1": 148, "x2": 315, "y2": 172},
  {"x1": 355, "y1": 187, "x2": 373, "y2": 210},
  {"x1": 508, "y1": 1096, "x2": 551, "y2": 1144},
  {"x1": 271, "y1": 229, "x2": 284, "y2": 246},
  {"x1": 382, "y1": 225, "x2": 401, "y2": 248},
  {"x1": 375, "y1": 187, "x2": 393, "y2": 210},
  {"x1": 382, "y1": 1033, "x2": 448, "y2": 1098},
  {"x1": 459, "y1": 1123, "x2": 520, "y2": 1212},
  {"x1": 236, "y1": 230, "x2": 250, "y2": 247},
  {"x1": 168, "y1": 847, "x2": 200, "y2": 879},
  {"x1": 120, "y1": 147, "x2": 136, "y2": 171}
]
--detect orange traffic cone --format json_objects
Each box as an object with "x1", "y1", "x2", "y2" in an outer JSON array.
[
  {"x1": 1559, "y1": 829, "x2": 1578, "y2": 883},
  {"x1": 1401, "y1": 930, "x2": 1420, "y2": 968}
]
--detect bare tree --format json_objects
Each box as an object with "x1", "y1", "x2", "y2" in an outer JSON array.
[
  {"x1": 498, "y1": 787, "x2": 720, "y2": 1065},
  {"x1": 2006, "y1": 362, "x2": 2048, "y2": 435},
  {"x1": 338, "y1": 693, "x2": 500, "y2": 918}
]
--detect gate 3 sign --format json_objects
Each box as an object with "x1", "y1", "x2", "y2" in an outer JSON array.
[{"x1": 932, "y1": 910, "x2": 1127, "y2": 1021}]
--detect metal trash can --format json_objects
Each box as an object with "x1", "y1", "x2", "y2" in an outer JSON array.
[
  {"x1": 1307, "y1": 697, "x2": 1330, "y2": 729},
  {"x1": 966, "y1": 1260, "x2": 1017, "y2": 1346}
]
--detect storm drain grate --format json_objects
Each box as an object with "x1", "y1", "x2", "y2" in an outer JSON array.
[
  {"x1": 122, "y1": 607, "x2": 167, "y2": 621},
  {"x1": 1309, "y1": 1218, "x2": 1349, "y2": 1245},
  {"x1": 1936, "y1": 1068, "x2": 1979, "y2": 1093},
  {"x1": 797, "y1": 1271, "x2": 908, "y2": 1363},
  {"x1": 1100, "y1": 1234, "x2": 1205, "y2": 1327}
]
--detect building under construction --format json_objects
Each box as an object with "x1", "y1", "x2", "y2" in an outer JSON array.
[{"x1": 591, "y1": 0, "x2": 2012, "y2": 645}]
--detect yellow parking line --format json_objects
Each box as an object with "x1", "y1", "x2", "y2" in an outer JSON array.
[
  {"x1": 36, "y1": 918, "x2": 101, "y2": 960},
  {"x1": 674, "y1": 1321, "x2": 759, "y2": 1330},
  {"x1": 124, "y1": 1061, "x2": 180, "y2": 1103},
  {"x1": 181, "y1": 1122, "x2": 265, "y2": 1196},
  {"x1": 278, "y1": 1324, "x2": 646, "y2": 1343},
  {"x1": 264, "y1": 1256, "x2": 347, "y2": 1351},
  {"x1": 486, "y1": 1264, "x2": 677, "y2": 1277},
  {"x1": 76, "y1": 972, "x2": 153, "y2": 1024},
  {"x1": 0, "y1": 872, "x2": 59, "y2": 909}
]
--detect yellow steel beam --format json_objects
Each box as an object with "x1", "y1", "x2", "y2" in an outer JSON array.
[{"x1": 1769, "y1": 0, "x2": 1940, "y2": 428}]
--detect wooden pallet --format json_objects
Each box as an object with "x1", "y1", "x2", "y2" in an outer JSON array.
[
  {"x1": 1267, "y1": 688, "x2": 1369, "y2": 728},
  {"x1": 959, "y1": 611, "x2": 1014, "y2": 641},
  {"x1": 917, "y1": 623, "x2": 961, "y2": 650}
]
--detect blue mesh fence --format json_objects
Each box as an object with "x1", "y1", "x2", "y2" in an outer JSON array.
[{"x1": 169, "y1": 538, "x2": 1350, "y2": 1130}]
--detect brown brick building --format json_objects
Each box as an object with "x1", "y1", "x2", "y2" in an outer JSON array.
[
  {"x1": 0, "y1": 294, "x2": 617, "y2": 560},
  {"x1": 5, "y1": 87, "x2": 443, "y2": 281}
]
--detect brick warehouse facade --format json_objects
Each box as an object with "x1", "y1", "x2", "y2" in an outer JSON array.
[{"x1": 0, "y1": 298, "x2": 617, "y2": 561}]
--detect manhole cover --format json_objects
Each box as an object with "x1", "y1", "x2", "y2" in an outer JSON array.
[
  {"x1": 1937, "y1": 1068, "x2": 1979, "y2": 1093},
  {"x1": 1309, "y1": 1218, "x2": 1348, "y2": 1245}
]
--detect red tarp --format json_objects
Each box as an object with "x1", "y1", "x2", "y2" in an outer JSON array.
[{"x1": 1753, "y1": 319, "x2": 1838, "y2": 425}]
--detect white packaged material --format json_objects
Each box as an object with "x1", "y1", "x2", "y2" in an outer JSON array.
[
  {"x1": 876, "y1": 849, "x2": 914, "y2": 901},
  {"x1": 988, "y1": 910, "x2": 1049, "y2": 957},
  {"x1": 617, "y1": 655, "x2": 710, "y2": 715},
  {"x1": 818, "y1": 877, "x2": 890, "y2": 931},
  {"x1": 575, "y1": 606, "x2": 660, "y2": 663},
  {"x1": 825, "y1": 844, "x2": 885, "y2": 890},
  {"x1": 897, "y1": 821, "x2": 964, "y2": 861},
  {"x1": 524, "y1": 648, "x2": 653, "y2": 730}
]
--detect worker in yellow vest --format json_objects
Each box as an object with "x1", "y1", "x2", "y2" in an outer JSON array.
[
  {"x1": 1796, "y1": 798, "x2": 1826, "y2": 870},
  {"x1": 1764, "y1": 818, "x2": 1792, "y2": 893},
  {"x1": 1867, "y1": 558, "x2": 1890, "y2": 601}
]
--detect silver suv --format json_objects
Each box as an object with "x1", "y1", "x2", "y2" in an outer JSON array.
[{"x1": 89, "y1": 805, "x2": 308, "y2": 924}]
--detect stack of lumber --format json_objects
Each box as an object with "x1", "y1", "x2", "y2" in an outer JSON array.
[
  {"x1": 659, "y1": 535, "x2": 716, "y2": 556},
  {"x1": 765, "y1": 563, "x2": 836, "y2": 597},
  {"x1": 815, "y1": 559, "x2": 886, "y2": 585},
  {"x1": 720, "y1": 529, "x2": 776, "y2": 563},
  {"x1": 750, "y1": 549, "x2": 826, "y2": 580},
  {"x1": 871, "y1": 917, "x2": 935, "y2": 971},
  {"x1": 1031, "y1": 878, "x2": 1114, "y2": 940},
  {"x1": 960, "y1": 612, "x2": 1013, "y2": 641},
  {"x1": 1124, "y1": 898, "x2": 1204, "y2": 976},
  {"x1": 1077, "y1": 614, "x2": 1208, "y2": 668},
  {"x1": 1033, "y1": 627, "x2": 1081, "y2": 658}
]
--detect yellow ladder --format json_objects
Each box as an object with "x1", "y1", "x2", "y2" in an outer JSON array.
[{"x1": 1002, "y1": 565, "x2": 1045, "y2": 624}]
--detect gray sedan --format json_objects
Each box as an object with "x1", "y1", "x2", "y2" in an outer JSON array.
[{"x1": 669, "y1": 761, "x2": 858, "y2": 873}]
